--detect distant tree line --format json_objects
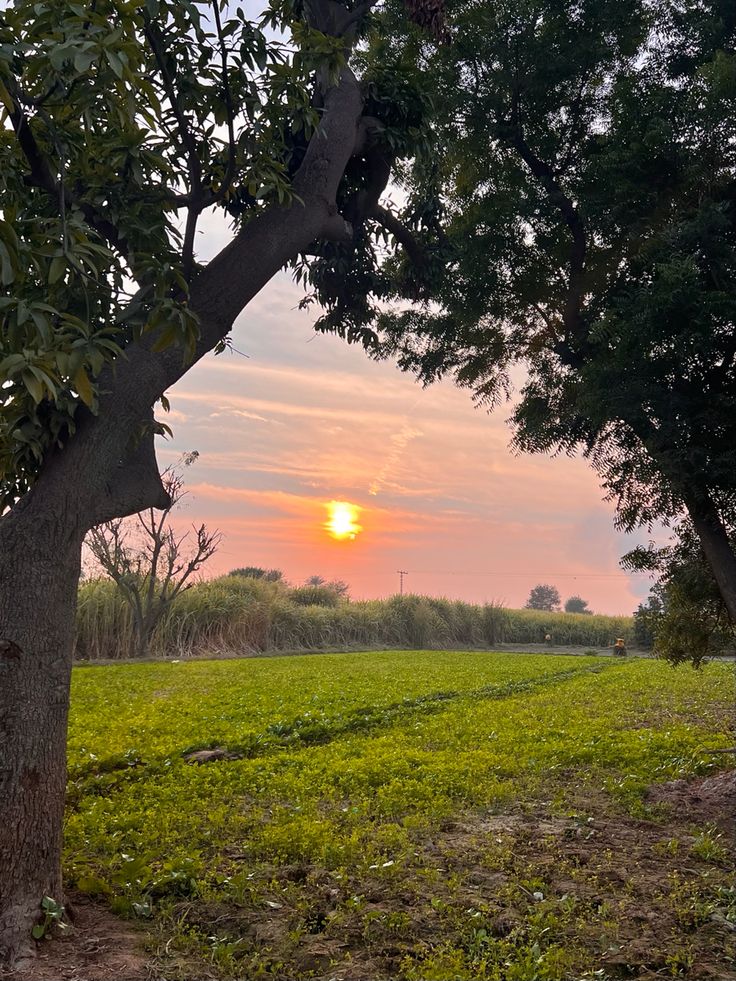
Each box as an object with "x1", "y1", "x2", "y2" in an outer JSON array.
[{"x1": 525, "y1": 585, "x2": 592, "y2": 615}]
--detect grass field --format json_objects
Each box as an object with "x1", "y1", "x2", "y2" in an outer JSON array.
[{"x1": 63, "y1": 651, "x2": 735, "y2": 980}]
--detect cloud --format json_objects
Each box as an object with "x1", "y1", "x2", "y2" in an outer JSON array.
[
  {"x1": 157, "y1": 271, "x2": 652, "y2": 614},
  {"x1": 209, "y1": 408, "x2": 275, "y2": 424},
  {"x1": 369, "y1": 422, "x2": 423, "y2": 496}
]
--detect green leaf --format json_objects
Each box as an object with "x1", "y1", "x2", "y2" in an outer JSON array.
[
  {"x1": 106, "y1": 50, "x2": 124, "y2": 79},
  {"x1": 0, "y1": 240, "x2": 15, "y2": 286},
  {"x1": 22, "y1": 370, "x2": 44, "y2": 404},
  {"x1": 48, "y1": 256, "x2": 66, "y2": 285},
  {"x1": 73, "y1": 367, "x2": 95, "y2": 408},
  {"x1": 31, "y1": 925, "x2": 46, "y2": 940},
  {"x1": 76, "y1": 875, "x2": 111, "y2": 896},
  {"x1": 74, "y1": 50, "x2": 97, "y2": 74},
  {"x1": 150, "y1": 324, "x2": 182, "y2": 352}
]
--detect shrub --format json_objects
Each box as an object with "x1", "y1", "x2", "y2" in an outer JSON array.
[{"x1": 288, "y1": 585, "x2": 342, "y2": 608}]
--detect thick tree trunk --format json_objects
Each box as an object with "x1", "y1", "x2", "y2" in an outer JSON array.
[
  {"x1": 686, "y1": 493, "x2": 736, "y2": 624},
  {"x1": 0, "y1": 57, "x2": 364, "y2": 969},
  {"x1": 0, "y1": 502, "x2": 83, "y2": 967}
]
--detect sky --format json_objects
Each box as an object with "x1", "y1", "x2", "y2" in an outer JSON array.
[{"x1": 156, "y1": 218, "x2": 655, "y2": 615}]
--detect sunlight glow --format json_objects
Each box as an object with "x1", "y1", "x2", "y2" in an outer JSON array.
[{"x1": 325, "y1": 500, "x2": 362, "y2": 541}]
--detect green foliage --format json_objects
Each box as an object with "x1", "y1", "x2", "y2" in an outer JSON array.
[
  {"x1": 564, "y1": 596, "x2": 592, "y2": 615},
  {"x1": 75, "y1": 575, "x2": 634, "y2": 660},
  {"x1": 288, "y1": 584, "x2": 341, "y2": 607},
  {"x1": 525, "y1": 585, "x2": 561, "y2": 613},
  {"x1": 63, "y1": 651, "x2": 734, "y2": 976},
  {"x1": 31, "y1": 896, "x2": 66, "y2": 941},
  {"x1": 624, "y1": 520, "x2": 736, "y2": 664},
  {"x1": 228, "y1": 567, "x2": 284, "y2": 582},
  {"x1": 632, "y1": 594, "x2": 663, "y2": 650},
  {"x1": 355, "y1": 0, "x2": 736, "y2": 592},
  {"x1": 0, "y1": 0, "x2": 412, "y2": 508}
]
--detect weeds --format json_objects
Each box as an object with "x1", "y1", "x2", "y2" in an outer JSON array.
[{"x1": 64, "y1": 651, "x2": 734, "y2": 979}]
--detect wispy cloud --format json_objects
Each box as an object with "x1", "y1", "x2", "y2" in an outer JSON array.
[
  {"x1": 209, "y1": 408, "x2": 276, "y2": 424},
  {"x1": 159, "y1": 273, "x2": 651, "y2": 614},
  {"x1": 369, "y1": 422, "x2": 423, "y2": 496}
]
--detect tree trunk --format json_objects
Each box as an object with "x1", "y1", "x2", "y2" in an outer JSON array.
[
  {"x1": 0, "y1": 502, "x2": 82, "y2": 967},
  {"x1": 686, "y1": 493, "x2": 736, "y2": 624},
  {"x1": 0, "y1": 57, "x2": 364, "y2": 969}
]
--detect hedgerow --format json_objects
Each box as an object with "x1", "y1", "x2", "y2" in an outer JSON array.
[{"x1": 75, "y1": 575, "x2": 633, "y2": 660}]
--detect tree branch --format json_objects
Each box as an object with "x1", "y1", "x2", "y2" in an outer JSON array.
[
  {"x1": 371, "y1": 204, "x2": 426, "y2": 268},
  {"x1": 143, "y1": 18, "x2": 203, "y2": 280},
  {"x1": 36, "y1": 44, "x2": 368, "y2": 528},
  {"x1": 208, "y1": 0, "x2": 237, "y2": 208},
  {"x1": 90, "y1": 411, "x2": 170, "y2": 526},
  {"x1": 499, "y1": 81, "x2": 587, "y2": 348}
]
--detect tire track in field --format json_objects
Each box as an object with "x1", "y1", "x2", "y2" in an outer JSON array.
[
  {"x1": 230, "y1": 660, "x2": 625, "y2": 756},
  {"x1": 68, "y1": 661, "x2": 627, "y2": 800}
]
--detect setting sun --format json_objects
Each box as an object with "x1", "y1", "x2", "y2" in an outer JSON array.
[{"x1": 325, "y1": 500, "x2": 362, "y2": 541}]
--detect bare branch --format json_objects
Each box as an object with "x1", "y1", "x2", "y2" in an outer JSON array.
[{"x1": 86, "y1": 454, "x2": 220, "y2": 656}]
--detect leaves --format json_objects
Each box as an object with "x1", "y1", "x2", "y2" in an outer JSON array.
[{"x1": 0, "y1": 0, "x2": 341, "y2": 509}]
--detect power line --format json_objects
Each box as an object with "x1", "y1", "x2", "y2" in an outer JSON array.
[
  {"x1": 401, "y1": 568, "x2": 651, "y2": 580},
  {"x1": 397, "y1": 569, "x2": 408, "y2": 595}
]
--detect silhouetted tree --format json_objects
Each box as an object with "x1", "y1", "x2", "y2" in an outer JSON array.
[
  {"x1": 564, "y1": 596, "x2": 592, "y2": 615},
  {"x1": 229, "y1": 567, "x2": 284, "y2": 582},
  {"x1": 86, "y1": 457, "x2": 221, "y2": 658},
  {"x1": 525, "y1": 584, "x2": 561, "y2": 612}
]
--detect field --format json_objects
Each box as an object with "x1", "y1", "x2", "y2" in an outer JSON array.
[
  {"x1": 75, "y1": 575, "x2": 636, "y2": 660},
  {"x1": 53, "y1": 651, "x2": 734, "y2": 980}
]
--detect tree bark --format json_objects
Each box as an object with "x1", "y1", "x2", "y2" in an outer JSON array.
[
  {"x1": 0, "y1": 501, "x2": 83, "y2": 966},
  {"x1": 0, "y1": 60, "x2": 365, "y2": 967},
  {"x1": 686, "y1": 492, "x2": 736, "y2": 624}
]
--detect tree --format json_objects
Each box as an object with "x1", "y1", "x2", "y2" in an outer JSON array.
[
  {"x1": 344, "y1": 0, "x2": 736, "y2": 624},
  {"x1": 86, "y1": 458, "x2": 221, "y2": 658},
  {"x1": 229, "y1": 567, "x2": 284, "y2": 582},
  {"x1": 0, "y1": 0, "x2": 443, "y2": 961},
  {"x1": 305, "y1": 575, "x2": 350, "y2": 597},
  {"x1": 624, "y1": 520, "x2": 735, "y2": 666},
  {"x1": 632, "y1": 594, "x2": 664, "y2": 651},
  {"x1": 525, "y1": 584, "x2": 561, "y2": 612},
  {"x1": 564, "y1": 596, "x2": 592, "y2": 615}
]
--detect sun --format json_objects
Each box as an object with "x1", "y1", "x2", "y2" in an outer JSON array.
[{"x1": 325, "y1": 501, "x2": 362, "y2": 541}]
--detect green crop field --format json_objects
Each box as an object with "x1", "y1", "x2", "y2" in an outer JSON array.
[{"x1": 64, "y1": 651, "x2": 735, "y2": 980}]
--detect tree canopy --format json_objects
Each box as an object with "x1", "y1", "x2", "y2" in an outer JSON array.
[
  {"x1": 307, "y1": 0, "x2": 736, "y2": 621},
  {"x1": 525, "y1": 583, "x2": 560, "y2": 612},
  {"x1": 0, "y1": 0, "x2": 439, "y2": 512},
  {"x1": 625, "y1": 520, "x2": 735, "y2": 665},
  {"x1": 564, "y1": 595, "x2": 591, "y2": 615},
  {"x1": 0, "y1": 0, "x2": 448, "y2": 961}
]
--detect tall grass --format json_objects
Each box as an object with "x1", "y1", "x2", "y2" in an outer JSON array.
[{"x1": 75, "y1": 575, "x2": 635, "y2": 660}]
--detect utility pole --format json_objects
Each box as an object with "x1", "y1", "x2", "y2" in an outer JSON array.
[{"x1": 397, "y1": 570, "x2": 407, "y2": 596}]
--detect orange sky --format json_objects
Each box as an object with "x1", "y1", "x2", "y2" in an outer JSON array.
[{"x1": 157, "y1": 216, "x2": 654, "y2": 614}]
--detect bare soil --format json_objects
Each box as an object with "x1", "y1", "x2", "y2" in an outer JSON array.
[
  {"x1": 8, "y1": 769, "x2": 735, "y2": 981},
  {"x1": 2, "y1": 896, "x2": 150, "y2": 981},
  {"x1": 647, "y1": 768, "x2": 736, "y2": 831}
]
